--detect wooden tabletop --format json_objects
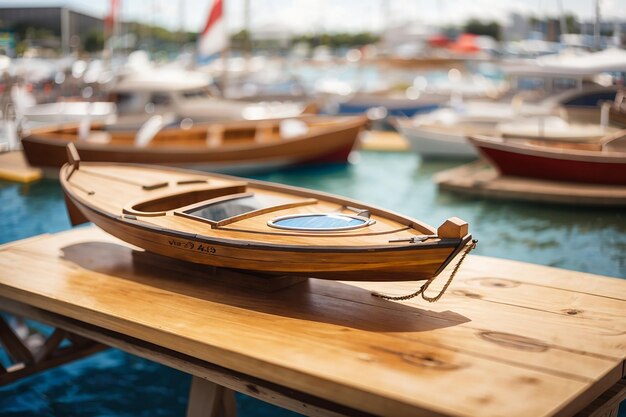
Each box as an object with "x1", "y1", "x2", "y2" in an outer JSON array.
[{"x1": 0, "y1": 226, "x2": 624, "y2": 417}]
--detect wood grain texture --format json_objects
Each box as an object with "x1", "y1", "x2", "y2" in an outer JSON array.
[{"x1": 0, "y1": 226, "x2": 624, "y2": 417}]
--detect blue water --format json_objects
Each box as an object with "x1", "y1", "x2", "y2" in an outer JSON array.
[{"x1": 1, "y1": 151, "x2": 625, "y2": 416}]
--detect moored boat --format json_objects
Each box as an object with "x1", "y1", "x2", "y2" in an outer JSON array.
[
  {"x1": 395, "y1": 105, "x2": 618, "y2": 160},
  {"x1": 337, "y1": 93, "x2": 444, "y2": 117},
  {"x1": 60, "y1": 145, "x2": 474, "y2": 291},
  {"x1": 468, "y1": 130, "x2": 626, "y2": 185},
  {"x1": 393, "y1": 102, "x2": 556, "y2": 159},
  {"x1": 21, "y1": 115, "x2": 366, "y2": 174}
]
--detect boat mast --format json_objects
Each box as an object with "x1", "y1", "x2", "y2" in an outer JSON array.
[
  {"x1": 244, "y1": 0, "x2": 251, "y2": 62},
  {"x1": 61, "y1": 7, "x2": 70, "y2": 56},
  {"x1": 179, "y1": 0, "x2": 186, "y2": 51},
  {"x1": 557, "y1": 0, "x2": 567, "y2": 39},
  {"x1": 593, "y1": 0, "x2": 601, "y2": 50},
  {"x1": 220, "y1": 0, "x2": 229, "y2": 95}
]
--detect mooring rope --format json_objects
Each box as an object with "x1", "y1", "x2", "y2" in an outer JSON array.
[{"x1": 372, "y1": 239, "x2": 478, "y2": 302}]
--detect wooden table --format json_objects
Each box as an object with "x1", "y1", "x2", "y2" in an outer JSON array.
[{"x1": 0, "y1": 226, "x2": 625, "y2": 417}]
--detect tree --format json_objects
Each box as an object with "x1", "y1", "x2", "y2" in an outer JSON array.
[
  {"x1": 565, "y1": 14, "x2": 580, "y2": 34},
  {"x1": 463, "y1": 19, "x2": 501, "y2": 40},
  {"x1": 83, "y1": 30, "x2": 104, "y2": 53}
]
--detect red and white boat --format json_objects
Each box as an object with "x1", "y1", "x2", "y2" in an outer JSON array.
[{"x1": 468, "y1": 130, "x2": 626, "y2": 185}]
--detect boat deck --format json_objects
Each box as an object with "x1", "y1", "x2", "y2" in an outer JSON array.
[
  {"x1": 0, "y1": 151, "x2": 42, "y2": 183},
  {"x1": 0, "y1": 226, "x2": 625, "y2": 416},
  {"x1": 434, "y1": 160, "x2": 626, "y2": 206}
]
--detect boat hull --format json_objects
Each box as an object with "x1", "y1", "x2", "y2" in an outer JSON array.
[
  {"x1": 470, "y1": 137, "x2": 626, "y2": 185},
  {"x1": 64, "y1": 191, "x2": 466, "y2": 282},
  {"x1": 339, "y1": 102, "x2": 439, "y2": 118},
  {"x1": 396, "y1": 124, "x2": 478, "y2": 159},
  {"x1": 22, "y1": 118, "x2": 363, "y2": 173}
]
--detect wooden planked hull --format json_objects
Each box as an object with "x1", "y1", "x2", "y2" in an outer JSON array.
[
  {"x1": 60, "y1": 161, "x2": 471, "y2": 282},
  {"x1": 469, "y1": 136, "x2": 626, "y2": 185},
  {"x1": 67, "y1": 203, "x2": 463, "y2": 281},
  {"x1": 22, "y1": 116, "x2": 365, "y2": 173}
]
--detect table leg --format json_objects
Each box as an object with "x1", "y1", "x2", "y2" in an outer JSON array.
[{"x1": 187, "y1": 375, "x2": 237, "y2": 417}]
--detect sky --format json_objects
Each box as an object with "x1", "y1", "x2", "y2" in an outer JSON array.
[{"x1": 3, "y1": 0, "x2": 626, "y2": 34}]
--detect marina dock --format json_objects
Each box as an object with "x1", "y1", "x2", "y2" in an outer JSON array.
[
  {"x1": 0, "y1": 226, "x2": 624, "y2": 417},
  {"x1": 359, "y1": 130, "x2": 410, "y2": 152},
  {"x1": 434, "y1": 160, "x2": 626, "y2": 206},
  {"x1": 0, "y1": 151, "x2": 42, "y2": 183}
]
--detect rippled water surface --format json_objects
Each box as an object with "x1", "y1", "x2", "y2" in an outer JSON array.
[{"x1": 1, "y1": 151, "x2": 624, "y2": 416}]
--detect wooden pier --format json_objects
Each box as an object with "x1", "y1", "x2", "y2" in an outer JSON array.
[
  {"x1": 0, "y1": 151, "x2": 42, "y2": 183},
  {"x1": 359, "y1": 130, "x2": 410, "y2": 152},
  {"x1": 0, "y1": 226, "x2": 625, "y2": 417},
  {"x1": 435, "y1": 160, "x2": 626, "y2": 206}
]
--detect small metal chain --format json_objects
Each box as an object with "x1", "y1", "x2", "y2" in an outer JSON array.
[{"x1": 372, "y1": 239, "x2": 478, "y2": 302}]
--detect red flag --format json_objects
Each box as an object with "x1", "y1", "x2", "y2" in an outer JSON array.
[
  {"x1": 105, "y1": 0, "x2": 120, "y2": 30},
  {"x1": 198, "y1": 0, "x2": 228, "y2": 57}
]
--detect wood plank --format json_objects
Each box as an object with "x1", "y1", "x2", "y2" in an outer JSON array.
[
  {"x1": 0, "y1": 226, "x2": 624, "y2": 417},
  {"x1": 359, "y1": 130, "x2": 410, "y2": 152},
  {"x1": 434, "y1": 161, "x2": 626, "y2": 206},
  {"x1": 33, "y1": 328, "x2": 66, "y2": 362},
  {"x1": 0, "y1": 297, "x2": 369, "y2": 417},
  {"x1": 0, "y1": 151, "x2": 42, "y2": 183},
  {"x1": 186, "y1": 376, "x2": 225, "y2": 417},
  {"x1": 574, "y1": 379, "x2": 626, "y2": 417},
  {"x1": 0, "y1": 316, "x2": 34, "y2": 364}
]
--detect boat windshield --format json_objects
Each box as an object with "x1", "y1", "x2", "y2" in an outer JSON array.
[{"x1": 184, "y1": 194, "x2": 291, "y2": 222}]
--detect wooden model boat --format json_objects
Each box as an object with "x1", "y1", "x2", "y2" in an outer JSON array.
[
  {"x1": 61, "y1": 145, "x2": 474, "y2": 290},
  {"x1": 468, "y1": 130, "x2": 626, "y2": 185},
  {"x1": 22, "y1": 116, "x2": 366, "y2": 173}
]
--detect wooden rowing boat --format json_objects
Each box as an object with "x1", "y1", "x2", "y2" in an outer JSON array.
[
  {"x1": 60, "y1": 145, "x2": 473, "y2": 296},
  {"x1": 22, "y1": 116, "x2": 366, "y2": 174},
  {"x1": 468, "y1": 130, "x2": 626, "y2": 185}
]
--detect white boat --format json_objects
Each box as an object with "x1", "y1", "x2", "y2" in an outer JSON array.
[
  {"x1": 395, "y1": 47, "x2": 626, "y2": 160},
  {"x1": 497, "y1": 116, "x2": 618, "y2": 142},
  {"x1": 109, "y1": 68, "x2": 310, "y2": 128},
  {"x1": 20, "y1": 102, "x2": 117, "y2": 124},
  {"x1": 394, "y1": 101, "x2": 556, "y2": 159},
  {"x1": 395, "y1": 102, "x2": 618, "y2": 159}
]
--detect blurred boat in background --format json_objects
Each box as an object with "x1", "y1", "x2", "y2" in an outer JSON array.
[
  {"x1": 497, "y1": 116, "x2": 618, "y2": 141},
  {"x1": 397, "y1": 108, "x2": 618, "y2": 159},
  {"x1": 21, "y1": 115, "x2": 366, "y2": 174},
  {"x1": 316, "y1": 69, "x2": 507, "y2": 118},
  {"x1": 468, "y1": 130, "x2": 626, "y2": 185},
  {"x1": 393, "y1": 48, "x2": 626, "y2": 159},
  {"x1": 20, "y1": 102, "x2": 117, "y2": 124},
  {"x1": 393, "y1": 100, "x2": 556, "y2": 159},
  {"x1": 500, "y1": 48, "x2": 626, "y2": 122},
  {"x1": 107, "y1": 68, "x2": 314, "y2": 129}
]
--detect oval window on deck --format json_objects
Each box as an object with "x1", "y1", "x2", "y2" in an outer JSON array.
[{"x1": 268, "y1": 213, "x2": 373, "y2": 231}]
